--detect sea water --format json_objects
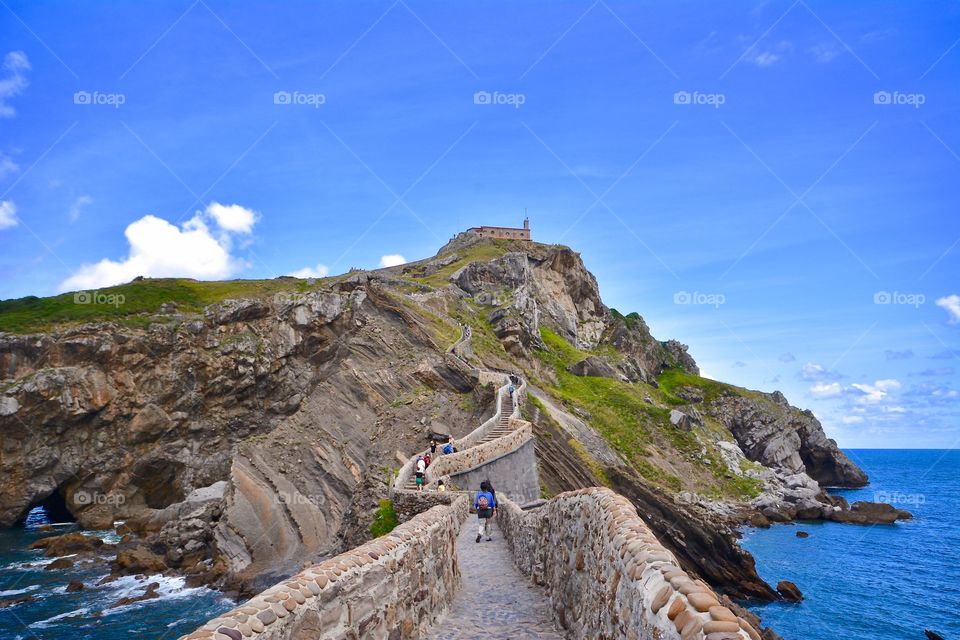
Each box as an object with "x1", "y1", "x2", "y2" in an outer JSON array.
[
  {"x1": 741, "y1": 449, "x2": 960, "y2": 640},
  {"x1": 0, "y1": 508, "x2": 234, "y2": 640}
]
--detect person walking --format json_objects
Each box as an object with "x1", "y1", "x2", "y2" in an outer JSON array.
[
  {"x1": 437, "y1": 479, "x2": 446, "y2": 492},
  {"x1": 424, "y1": 452, "x2": 432, "y2": 468},
  {"x1": 443, "y1": 437, "x2": 455, "y2": 455},
  {"x1": 415, "y1": 456, "x2": 426, "y2": 492},
  {"x1": 474, "y1": 481, "x2": 497, "y2": 542},
  {"x1": 430, "y1": 439, "x2": 437, "y2": 455}
]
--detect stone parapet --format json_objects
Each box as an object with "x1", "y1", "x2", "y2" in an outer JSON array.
[
  {"x1": 497, "y1": 488, "x2": 760, "y2": 640},
  {"x1": 180, "y1": 496, "x2": 468, "y2": 640}
]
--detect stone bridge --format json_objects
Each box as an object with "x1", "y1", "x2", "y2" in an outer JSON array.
[{"x1": 182, "y1": 326, "x2": 761, "y2": 640}]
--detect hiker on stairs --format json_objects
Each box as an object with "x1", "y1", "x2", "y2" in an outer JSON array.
[
  {"x1": 474, "y1": 481, "x2": 497, "y2": 543},
  {"x1": 415, "y1": 456, "x2": 426, "y2": 492}
]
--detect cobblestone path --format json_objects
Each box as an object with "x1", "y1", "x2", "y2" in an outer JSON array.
[{"x1": 425, "y1": 517, "x2": 564, "y2": 640}]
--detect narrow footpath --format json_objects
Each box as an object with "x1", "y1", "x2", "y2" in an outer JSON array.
[{"x1": 425, "y1": 519, "x2": 563, "y2": 640}]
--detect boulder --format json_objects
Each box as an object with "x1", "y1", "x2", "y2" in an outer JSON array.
[
  {"x1": 110, "y1": 582, "x2": 160, "y2": 608},
  {"x1": 776, "y1": 580, "x2": 803, "y2": 602},
  {"x1": 829, "y1": 501, "x2": 912, "y2": 524},
  {"x1": 66, "y1": 580, "x2": 85, "y2": 592},
  {"x1": 45, "y1": 557, "x2": 75, "y2": 571},
  {"x1": 566, "y1": 356, "x2": 618, "y2": 379},
  {"x1": 30, "y1": 532, "x2": 103, "y2": 557},
  {"x1": 110, "y1": 546, "x2": 168, "y2": 577},
  {"x1": 669, "y1": 409, "x2": 692, "y2": 431}
]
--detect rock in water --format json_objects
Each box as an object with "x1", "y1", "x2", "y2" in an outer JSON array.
[
  {"x1": 776, "y1": 580, "x2": 803, "y2": 602},
  {"x1": 924, "y1": 631, "x2": 945, "y2": 640},
  {"x1": 66, "y1": 580, "x2": 85, "y2": 592},
  {"x1": 795, "y1": 530, "x2": 809, "y2": 538}
]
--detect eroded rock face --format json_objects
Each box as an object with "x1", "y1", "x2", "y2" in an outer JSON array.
[
  {"x1": 0, "y1": 281, "x2": 485, "y2": 593},
  {"x1": 709, "y1": 392, "x2": 868, "y2": 488}
]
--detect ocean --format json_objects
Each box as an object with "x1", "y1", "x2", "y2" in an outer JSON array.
[
  {"x1": 0, "y1": 508, "x2": 234, "y2": 640},
  {"x1": 741, "y1": 449, "x2": 960, "y2": 640}
]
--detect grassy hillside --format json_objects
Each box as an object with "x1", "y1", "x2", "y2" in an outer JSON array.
[
  {"x1": 532, "y1": 327, "x2": 762, "y2": 500},
  {"x1": 0, "y1": 277, "x2": 329, "y2": 334}
]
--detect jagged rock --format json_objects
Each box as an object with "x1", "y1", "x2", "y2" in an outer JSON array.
[
  {"x1": 566, "y1": 356, "x2": 618, "y2": 379},
  {"x1": 66, "y1": 580, "x2": 85, "y2": 592},
  {"x1": 776, "y1": 580, "x2": 803, "y2": 601},
  {"x1": 669, "y1": 409, "x2": 693, "y2": 431},
  {"x1": 795, "y1": 530, "x2": 809, "y2": 538},
  {"x1": 710, "y1": 393, "x2": 868, "y2": 487}
]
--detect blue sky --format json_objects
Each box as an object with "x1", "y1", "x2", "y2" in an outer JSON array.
[{"x1": 0, "y1": 1, "x2": 958, "y2": 448}]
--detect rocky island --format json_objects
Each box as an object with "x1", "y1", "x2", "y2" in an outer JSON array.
[{"x1": 0, "y1": 233, "x2": 910, "y2": 637}]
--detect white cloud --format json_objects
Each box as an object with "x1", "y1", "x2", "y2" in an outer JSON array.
[
  {"x1": 68, "y1": 195, "x2": 93, "y2": 222},
  {"x1": 0, "y1": 199, "x2": 17, "y2": 229},
  {"x1": 379, "y1": 254, "x2": 407, "y2": 268},
  {"x1": 800, "y1": 361, "x2": 840, "y2": 381},
  {"x1": 936, "y1": 294, "x2": 960, "y2": 324},
  {"x1": 809, "y1": 42, "x2": 842, "y2": 63},
  {"x1": 206, "y1": 202, "x2": 258, "y2": 234},
  {"x1": 58, "y1": 206, "x2": 259, "y2": 292},
  {"x1": 753, "y1": 52, "x2": 781, "y2": 66},
  {"x1": 841, "y1": 415, "x2": 864, "y2": 424},
  {"x1": 288, "y1": 263, "x2": 329, "y2": 279},
  {"x1": 0, "y1": 153, "x2": 18, "y2": 179},
  {"x1": 810, "y1": 382, "x2": 843, "y2": 398},
  {"x1": 0, "y1": 51, "x2": 30, "y2": 118},
  {"x1": 849, "y1": 379, "x2": 901, "y2": 404}
]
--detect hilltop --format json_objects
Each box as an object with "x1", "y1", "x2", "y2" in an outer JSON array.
[{"x1": 0, "y1": 233, "x2": 893, "y2": 602}]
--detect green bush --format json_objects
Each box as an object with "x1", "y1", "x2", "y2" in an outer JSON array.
[{"x1": 369, "y1": 499, "x2": 398, "y2": 537}]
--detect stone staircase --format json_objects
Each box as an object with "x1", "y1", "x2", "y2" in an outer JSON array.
[{"x1": 401, "y1": 385, "x2": 518, "y2": 492}]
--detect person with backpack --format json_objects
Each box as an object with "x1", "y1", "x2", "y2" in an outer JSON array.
[
  {"x1": 415, "y1": 456, "x2": 426, "y2": 492},
  {"x1": 437, "y1": 479, "x2": 446, "y2": 492},
  {"x1": 423, "y1": 452, "x2": 432, "y2": 468},
  {"x1": 442, "y1": 437, "x2": 454, "y2": 455},
  {"x1": 474, "y1": 481, "x2": 497, "y2": 542}
]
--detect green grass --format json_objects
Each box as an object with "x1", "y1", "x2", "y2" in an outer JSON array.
[
  {"x1": 0, "y1": 277, "x2": 330, "y2": 334},
  {"x1": 657, "y1": 368, "x2": 736, "y2": 405},
  {"x1": 411, "y1": 240, "x2": 515, "y2": 288},
  {"x1": 369, "y1": 499, "x2": 398, "y2": 537},
  {"x1": 534, "y1": 327, "x2": 766, "y2": 499}
]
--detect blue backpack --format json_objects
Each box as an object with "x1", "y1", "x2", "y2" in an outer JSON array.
[{"x1": 443, "y1": 443, "x2": 453, "y2": 455}]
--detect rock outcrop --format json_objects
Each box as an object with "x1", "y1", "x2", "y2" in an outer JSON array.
[{"x1": 709, "y1": 391, "x2": 867, "y2": 487}]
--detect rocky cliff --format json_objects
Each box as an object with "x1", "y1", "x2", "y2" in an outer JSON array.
[{"x1": 0, "y1": 233, "x2": 883, "y2": 605}]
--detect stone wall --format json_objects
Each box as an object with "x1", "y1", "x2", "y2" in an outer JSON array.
[
  {"x1": 180, "y1": 496, "x2": 468, "y2": 640},
  {"x1": 497, "y1": 488, "x2": 761, "y2": 640},
  {"x1": 448, "y1": 438, "x2": 541, "y2": 504},
  {"x1": 425, "y1": 421, "x2": 531, "y2": 485}
]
